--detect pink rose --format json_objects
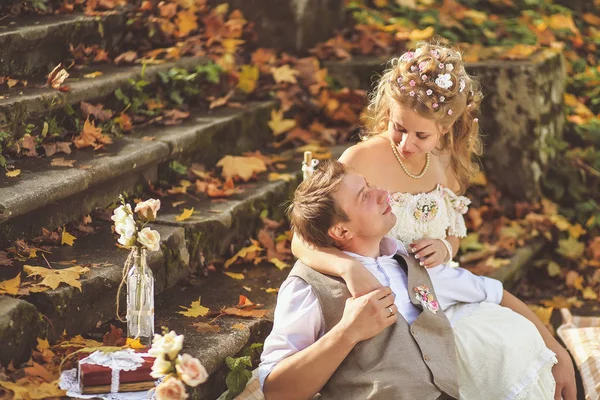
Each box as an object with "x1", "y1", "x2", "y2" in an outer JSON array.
[
  {"x1": 135, "y1": 199, "x2": 161, "y2": 221},
  {"x1": 155, "y1": 377, "x2": 189, "y2": 400},
  {"x1": 176, "y1": 354, "x2": 209, "y2": 387}
]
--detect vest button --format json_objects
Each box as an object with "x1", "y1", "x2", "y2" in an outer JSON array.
[{"x1": 424, "y1": 355, "x2": 430, "y2": 362}]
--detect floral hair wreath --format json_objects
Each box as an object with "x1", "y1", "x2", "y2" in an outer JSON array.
[{"x1": 392, "y1": 47, "x2": 470, "y2": 117}]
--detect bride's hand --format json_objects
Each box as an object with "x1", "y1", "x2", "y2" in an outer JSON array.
[
  {"x1": 341, "y1": 259, "x2": 383, "y2": 297},
  {"x1": 410, "y1": 239, "x2": 449, "y2": 268}
]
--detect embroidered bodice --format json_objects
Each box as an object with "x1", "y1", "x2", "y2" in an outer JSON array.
[{"x1": 388, "y1": 184, "x2": 470, "y2": 245}]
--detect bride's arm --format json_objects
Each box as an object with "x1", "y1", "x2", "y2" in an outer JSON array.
[{"x1": 291, "y1": 233, "x2": 382, "y2": 297}]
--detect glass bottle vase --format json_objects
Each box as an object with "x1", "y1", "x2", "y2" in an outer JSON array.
[{"x1": 126, "y1": 248, "x2": 154, "y2": 346}]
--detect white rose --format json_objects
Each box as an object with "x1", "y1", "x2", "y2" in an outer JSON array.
[
  {"x1": 137, "y1": 227, "x2": 161, "y2": 252},
  {"x1": 155, "y1": 377, "x2": 188, "y2": 400},
  {"x1": 151, "y1": 354, "x2": 173, "y2": 379},
  {"x1": 176, "y1": 354, "x2": 208, "y2": 387},
  {"x1": 435, "y1": 73, "x2": 453, "y2": 90},
  {"x1": 115, "y1": 214, "x2": 135, "y2": 236},
  {"x1": 149, "y1": 331, "x2": 184, "y2": 360},
  {"x1": 135, "y1": 199, "x2": 161, "y2": 221},
  {"x1": 111, "y1": 204, "x2": 132, "y2": 224},
  {"x1": 118, "y1": 233, "x2": 137, "y2": 248}
]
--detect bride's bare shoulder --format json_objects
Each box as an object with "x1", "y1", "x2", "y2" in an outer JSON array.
[{"x1": 339, "y1": 136, "x2": 388, "y2": 168}]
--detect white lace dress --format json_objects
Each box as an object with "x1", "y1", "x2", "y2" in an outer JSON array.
[{"x1": 389, "y1": 185, "x2": 557, "y2": 400}]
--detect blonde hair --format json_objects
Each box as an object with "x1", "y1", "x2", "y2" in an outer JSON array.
[
  {"x1": 363, "y1": 40, "x2": 483, "y2": 194},
  {"x1": 288, "y1": 160, "x2": 350, "y2": 248}
]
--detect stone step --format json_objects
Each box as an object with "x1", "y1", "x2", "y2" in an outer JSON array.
[
  {"x1": 325, "y1": 49, "x2": 566, "y2": 202},
  {"x1": 0, "y1": 10, "x2": 129, "y2": 78},
  {"x1": 0, "y1": 55, "x2": 205, "y2": 130},
  {"x1": 0, "y1": 100, "x2": 276, "y2": 247},
  {"x1": 0, "y1": 296, "x2": 41, "y2": 366},
  {"x1": 154, "y1": 261, "x2": 288, "y2": 400}
]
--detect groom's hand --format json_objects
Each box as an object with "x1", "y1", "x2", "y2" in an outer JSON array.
[{"x1": 339, "y1": 287, "x2": 397, "y2": 345}]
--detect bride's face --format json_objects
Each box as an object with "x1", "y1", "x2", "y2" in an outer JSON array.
[{"x1": 387, "y1": 103, "x2": 446, "y2": 159}]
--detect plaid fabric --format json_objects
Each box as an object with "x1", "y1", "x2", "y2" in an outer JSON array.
[{"x1": 557, "y1": 308, "x2": 600, "y2": 400}]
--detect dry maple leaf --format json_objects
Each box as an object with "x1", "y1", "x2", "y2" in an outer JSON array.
[
  {"x1": 176, "y1": 10, "x2": 198, "y2": 37},
  {"x1": 103, "y1": 324, "x2": 127, "y2": 346},
  {"x1": 23, "y1": 265, "x2": 90, "y2": 291},
  {"x1": 178, "y1": 297, "x2": 210, "y2": 318},
  {"x1": 0, "y1": 251, "x2": 12, "y2": 267},
  {"x1": 221, "y1": 307, "x2": 268, "y2": 318},
  {"x1": 42, "y1": 142, "x2": 72, "y2": 157},
  {"x1": 271, "y1": 65, "x2": 299, "y2": 84},
  {"x1": 73, "y1": 117, "x2": 113, "y2": 150},
  {"x1": 50, "y1": 157, "x2": 76, "y2": 168},
  {"x1": 80, "y1": 101, "x2": 114, "y2": 122},
  {"x1": 24, "y1": 362, "x2": 54, "y2": 383},
  {"x1": 224, "y1": 242, "x2": 263, "y2": 268},
  {"x1": 0, "y1": 274, "x2": 20, "y2": 295},
  {"x1": 268, "y1": 109, "x2": 296, "y2": 136},
  {"x1": 47, "y1": 63, "x2": 69, "y2": 90},
  {"x1": 216, "y1": 155, "x2": 267, "y2": 181},
  {"x1": 192, "y1": 322, "x2": 221, "y2": 333},
  {"x1": 114, "y1": 51, "x2": 138, "y2": 64}
]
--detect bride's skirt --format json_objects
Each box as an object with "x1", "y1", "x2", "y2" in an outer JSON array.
[{"x1": 445, "y1": 302, "x2": 558, "y2": 400}]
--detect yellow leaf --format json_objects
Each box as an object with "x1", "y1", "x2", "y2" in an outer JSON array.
[
  {"x1": 409, "y1": 26, "x2": 434, "y2": 41},
  {"x1": 582, "y1": 287, "x2": 598, "y2": 300},
  {"x1": 237, "y1": 64, "x2": 259, "y2": 93},
  {"x1": 216, "y1": 155, "x2": 267, "y2": 181},
  {"x1": 0, "y1": 379, "x2": 65, "y2": 399},
  {"x1": 271, "y1": 65, "x2": 299, "y2": 84},
  {"x1": 6, "y1": 169, "x2": 21, "y2": 178},
  {"x1": 547, "y1": 261, "x2": 561, "y2": 277},
  {"x1": 484, "y1": 257, "x2": 511, "y2": 269},
  {"x1": 224, "y1": 243, "x2": 263, "y2": 268},
  {"x1": 178, "y1": 297, "x2": 210, "y2": 318},
  {"x1": 7, "y1": 78, "x2": 18, "y2": 88},
  {"x1": 568, "y1": 223, "x2": 586, "y2": 240},
  {"x1": 224, "y1": 272, "x2": 245, "y2": 280},
  {"x1": 0, "y1": 273, "x2": 20, "y2": 295},
  {"x1": 265, "y1": 288, "x2": 278, "y2": 293},
  {"x1": 583, "y1": 13, "x2": 600, "y2": 26},
  {"x1": 268, "y1": 109, "x2": 296, "y2": 136},
  {"x1": 37, "y1": 338, "x2": 50, "y2": 352},
  {"x1": 464, "y1": 10, "x2": 487, "y2": 25},
  {"x1": 549, "y1": 214, "x2": 571, "y2": 231},
  {"x1": 61, "y1": 229, "x2": 77, "y2": 246},
  {"x1": 23, "y1": 265, "x2": 89, "y2": 291},
  {"x1": 268, "y1": 172, "x2": 294, "y2": 182},
  {"x1": 126, "y1": 338, "x2": 145, "y2": 349},
  {"x1": 269, "y1": 258, "x2": 290, "y2": 270},
  {"x1": 176, "y1": 10, "x2": 198, "y2": 37},
  {"x1": 528, "y1": 305, "x2": 554, "y2": 325},
  {"x1": 373, "y1": 0, "x2": 388, "y2": 6},
  {"x1": 83, "y1": 71, "x2": 103, "y2": 78},
  {"x1": 470, "y1": 171, "x2": 487, "y2": 186},
  {"x1": 557, "y1": 237, "x2": 585, "y2": 261},
  {"x1": 175, "y1": 207, "x2": 194, "y2": 222},
  {"x1": 548, "y1": 14, "x2": 580, "y2": 35}
]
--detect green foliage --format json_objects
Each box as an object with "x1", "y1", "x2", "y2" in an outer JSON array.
[
  {"x1": 169, "y1": 160, "x2": 188, "y2": 176},
  {"x1": 157, "y1": 62, "x2": 222, "y2": 106},
  {"x1": 224, "y1": 343, "x2": 263, "y2": 400}
]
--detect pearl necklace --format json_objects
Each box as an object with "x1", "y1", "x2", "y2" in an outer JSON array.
[{"x1": 388, "y1": 138, "x2": 430, "y2": 179}]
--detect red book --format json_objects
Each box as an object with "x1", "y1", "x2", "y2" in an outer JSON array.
[{"x1": 77, "y1": 350, "x2": 156, "y2": 394}]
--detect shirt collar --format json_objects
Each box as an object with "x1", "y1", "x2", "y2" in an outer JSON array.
[{"x1": 342, "y1": 236, "x2": 399, "y2": 265}]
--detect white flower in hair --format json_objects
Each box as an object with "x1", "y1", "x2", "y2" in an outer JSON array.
[
  {"x1": 435, "y1": 74, "x2": 453, "y2": 90},
  {"x1": 459, "y1": 79, "x2": 466, "y2": 92},
  {"x1": 426, "y1": 89, "x2": 433, "y2": 96},
  {"x1": 446, "y1": 64, "x2": 454, "y2": 71},
  {"x1": 415, "y1": 47, "x2": 423, "y2": 56}
]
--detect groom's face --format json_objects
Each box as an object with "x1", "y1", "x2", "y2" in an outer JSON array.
[{"x1": 332, "y1": 172, "x2": 396, "y2": 241}]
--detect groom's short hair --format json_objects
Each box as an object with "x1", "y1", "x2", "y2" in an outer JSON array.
[{"x1": 288, "y1": 160, "x2": 350, "y2": 248}]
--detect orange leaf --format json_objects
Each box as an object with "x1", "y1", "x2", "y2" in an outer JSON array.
[
  {"x1": 216, "y1": 155, "x2": 267, "y2": 181},
  {"x1": 47, "y1": 63, "x2": 69, "y2": 89},
  {"x1": 222, "y1": 307, "x2": 268, "y2": 318},
  {"x1": 192, "y1": 322, "x2": 221, "y2": 333},
  {"x1": 176, "y1": 10, "x2": 198, "y2": 37}
]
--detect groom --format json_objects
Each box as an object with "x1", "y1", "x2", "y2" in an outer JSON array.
[{"x1": 259, "y1": 160, "x2": 576, "y2": 400}]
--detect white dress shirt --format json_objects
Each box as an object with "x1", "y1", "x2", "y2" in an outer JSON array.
[{"x1": 258, "y1": 237, "x2": 504, "y2": 389}]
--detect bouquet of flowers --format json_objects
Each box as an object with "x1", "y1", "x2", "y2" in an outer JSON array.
[
  {"x1": 149, "y1": 330, "x2": 209, "y2": 399},
  {"x1": 112, "y1": 195, "x2": 162, "y2": 344}
]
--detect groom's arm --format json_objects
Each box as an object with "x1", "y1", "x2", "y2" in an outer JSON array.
[{"x1": 263, "y1": 323, "x2": 356, "y2": 400}]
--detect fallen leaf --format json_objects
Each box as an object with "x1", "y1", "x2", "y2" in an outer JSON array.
[
  {"x1": 103, "y1": 325, "x2": 126, "y2": 346},
  {"x1": 528, "y1": 304, "x2": 554, "y2": 325},
  {"x1": 541, "y1": 296, "x2": 583, "y2": 309},
  {"x1": 51, "y1": 157, "x2": 76, "y2": 167},
  {"x1": 271, "y1": 65, "x2": 299, "y2": 84},
  {"x1": 231, "y1": 323, "x2": 247, "y2": 330},
  {"x1": 582, "y1": 287, "x2": 598, "y2": 300},
  {"x1": 126, "y1": 338, "x2": 145, "y2": 349},
  {"x1": 237, "y1": 65, "x2": 259, "y2": 93},
  {"x1": 47, "y1": 63, "x2": 69, "y2": 89},
  {"x1": 409, "y1": 26, "x2": 435, "y2": 41},
  {"x1": 268, "y1": 109, "x2": 296, "y2": 136},
  {"x1": 6, "y1": 169, "x2": 21, "y2": 178},
  {"x1": 269, "y1": 258, "x2": 290, "y2": 270},
  {"x1": 557, "y1": 237, "x2": 585, "y2": 261},
  {"x1": 224, "y1": 272, "x2": 245, "y2": 280},
  {"x1": 61, "y1": 229, "x2": 77, "y2": 246},
  {"x1": 80, "y1": 101, "x2": 114, "y2": 122},
  {"x1": 265, "y1": 288, "x2": 278, "y2": 293},
  {"x1": 268, "y1": 172, "x2": 294, "y2": 182},
  {"x1": 192, "y1": 322, "x2": 220, "y2": 332},
  {"x1": 24, "y1": 362, "x2": 54, "y2": 382},
  {"x1": 23, "y1": 265, "x2": 90, "y2": 291},
  {"x1": 0, "y1": 274, "x2": 20, "y2": 295},
  {"x1": 547, "y1": 261, "x2": 562, "y2": 277},
  {"x1": 175, "y1": 207, "x2": 194, "y2": 222},
  {"x1": 176, "y1": 10, "x2": 198, "y2": 37},
  {"x1": 0, "y1": 251, "x2": 13, "y2": 266},
  {"x1": 178, "y1": 297, "x2": 209, "y2": 318},
  {"x1": 73, "y1": 117, "x2": 113, "y2": 150},
  {"x1": 114, "y1": 51, "x2": 138, "y2": 64},
  {"x1": 83, "y1": 71, "x2": 103, "y2": 78},
  {"x1": 36, "y1": 338, "x2": 50, "y2": 352},
  {"x1": 0, "y1": 379, "x2": 65, "y2": 399},
  {"x1": 224, "y1": 242, "x2": 263, "y2": 268},
  {"x1": 216, "y1": 155, "x2": 267, "y2": 181}
]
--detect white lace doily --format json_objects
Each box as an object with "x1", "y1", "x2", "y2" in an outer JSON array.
[{"x1": 59, "y1": 348, "x2": 159, "y2": 399}]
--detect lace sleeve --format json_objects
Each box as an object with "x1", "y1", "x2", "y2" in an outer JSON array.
[{"x1": 444, "y1": 189, "x2": 471, "y2": 238}]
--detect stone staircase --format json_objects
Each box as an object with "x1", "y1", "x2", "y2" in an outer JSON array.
[{"x1": 0, "y1": 2, "x2": 569, "y2": 399}]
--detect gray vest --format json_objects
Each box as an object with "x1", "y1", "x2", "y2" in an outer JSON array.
[{"x1": 289, "y1": 253, "x2": 459, "y2": 400}]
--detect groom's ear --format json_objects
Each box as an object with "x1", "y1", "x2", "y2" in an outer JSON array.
[{"x1": 328, "y1": 222, "x2": 352, "y2": 243}]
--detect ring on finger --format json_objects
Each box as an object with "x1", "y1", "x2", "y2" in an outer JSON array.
[{"x1": 387, "y1": 306, "x2": 394, "y2": 317}]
